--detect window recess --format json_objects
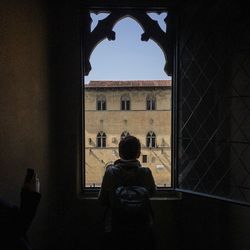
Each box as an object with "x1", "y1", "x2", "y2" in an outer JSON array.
[
  {"x1": 81, "y1": 0, "x2": 175, "y2": 192},
  {"x1": 80, "y1": 0, "x2": 250, "y2": 206}
]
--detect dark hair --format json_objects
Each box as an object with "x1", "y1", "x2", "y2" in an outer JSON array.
[{"x1": 119, "y1": 135, "x2": 141, "y2": 160}]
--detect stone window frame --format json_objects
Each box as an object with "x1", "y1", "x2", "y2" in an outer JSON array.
[
  {"x1": 142, "y1": 155, "x2": 148, "y2": 163},
  {"x1": 146, "y1": 94, "x2": 156, "y2": 110},
  {"x1": 121, "y1": 94, "x2": 131, "y2": 111},
  {"x1": 96, "y1": 131, "x2": 106, "y2": 148},
  {"x1": 146, "y1": 131, "x2": 157, "y2": 148},
  {"x1": 96, "y1": 95, "x2": 106, "y2": 110},
  {"x1": 81, "y1": 1, "x2": 176, "y2": 193}
]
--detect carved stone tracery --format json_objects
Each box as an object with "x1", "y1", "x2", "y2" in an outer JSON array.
[{"x1": 82, "y1": 9, "x2": 174, "y2": 76}]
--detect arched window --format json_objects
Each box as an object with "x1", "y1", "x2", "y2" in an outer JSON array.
[
  {"x1": 146, "y1": 131, "x2": 156, "y2": 148},
  {"x1": 82, "y1": 9, "x2": 173, "y2": 189},
  {"x1": 146, "y1": 94, "x2": 156, "y2": 110},
  {"x1": 96, "y1": 95, "x2": 106, "y2": 110},
  {"x1": 97, "y1": 131, "x2": 106, "y2": 148},
  {"x1": 121, "y1": 94, "x2": 130, "y2": 110},
  {"x1": 120, "y1": 131, "x2": 130, "y2": 140}
]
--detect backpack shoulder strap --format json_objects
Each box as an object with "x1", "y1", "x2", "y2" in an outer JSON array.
[{"x1": 110, "y1": 165, "x2": 126, "y2": 187}]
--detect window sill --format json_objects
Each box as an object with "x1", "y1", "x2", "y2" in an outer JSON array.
[{"x1": 78, "y1": 189, "x2": 182, "y2": 201}]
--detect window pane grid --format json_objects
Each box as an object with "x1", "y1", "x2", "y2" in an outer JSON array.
[{"x1": 177, "y1": 2, "x2": 250, "y2": 204}]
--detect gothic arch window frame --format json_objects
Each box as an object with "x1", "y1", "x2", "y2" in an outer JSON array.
[
  {"x1": 96, "y1": 95, "x2": 106, "y2": 110},
  {"x1": 146, "y1": 131, "x2": 157, "y2": 148},
  {"x1": 96, "y1": 131, "x2": 106, "y2": 148},
  {"x1": 81, "y1": 1, "x2": 177, "y2": 192},
  {"x1": 81, "y1": 3, "x2": 175, "y2": 77}
]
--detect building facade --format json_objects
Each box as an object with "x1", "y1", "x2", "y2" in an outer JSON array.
[{"x1": 84, "y1": 80, "x2": 171, "y2": 187}]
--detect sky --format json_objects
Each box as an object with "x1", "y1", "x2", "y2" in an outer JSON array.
[{"x1": 84, "y1": 12, "x2": 171, "y2": 84}]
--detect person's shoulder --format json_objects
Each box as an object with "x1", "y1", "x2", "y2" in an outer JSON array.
[
  {"x1": 105, "y1": 163, "x2": 115, "y2": 172},
  {"x1": 138, "y1": 166, "x2": 155, "y2": 182},
  {"x1": 103, "y1": 164, "x2": 117, "y2": 178},
  {"x1": 139, "y1": 166, "x2": 152, "y2": 174},
  {"x1": 139, "y1": 166, "x2": 156, "y2": 194}
]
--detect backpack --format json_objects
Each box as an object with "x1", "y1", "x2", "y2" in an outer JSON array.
[{"x1": 111, "y1": 166, "x2": 153, "y2": 230}]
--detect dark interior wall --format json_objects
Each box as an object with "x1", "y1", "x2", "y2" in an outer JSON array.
[
  {"x1": 0, "y1": 0, "x2": 49, "y2": 199},
  {"x1": 0, "y1": 0, "x2": 51, "y2": 249},
  {"x1": 0, "y1": 0, "x2": 82, "y2": 249},
  {"x1": 228, "y1": 203, "x2": 250, "y2": 250},
  {"x1": 179, "y1": 193, "x2": 250, "y2": 250},
  {"x1": 1, "y1": 1, "x2": 250, "y2": 250},
  {"x1": 179, "y1": 194, "x2": 229, "y2": 250}
]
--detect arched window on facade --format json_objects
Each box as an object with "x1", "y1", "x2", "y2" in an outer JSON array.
[
  {"x1": 97, "y1": 131, "x2": 106, "y2": 148},
  {"x1": 146, "y1": 131, "x2": 156, "y2": 148},
  {"x1": 121, "y1": 94, "x2": 130, "y2": 110},
  {"x1": 96, "y1": 95, "x2": 106, "y2": 110},
  {"x1": 120, "y1": 131, "x2": 130, "y2": 140},
  {"x1": 146, "y1": 94, "x2": 156, "y2": 110}
]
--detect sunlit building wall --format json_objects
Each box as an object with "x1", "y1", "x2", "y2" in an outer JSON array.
[{"x1": 84, "y1": 80, "x2": 171, "y2": 187}]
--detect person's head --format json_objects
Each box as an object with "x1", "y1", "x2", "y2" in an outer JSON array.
[{"x1": 118, "y1": 135, "x2": 141, "y2": 160}]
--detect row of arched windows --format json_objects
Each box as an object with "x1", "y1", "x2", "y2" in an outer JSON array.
[
  {"x1": 96, "y1": 131, "x2": 157, "y2": 148},
  {"x1": 96, "y1": 94, "x2": 156, "y2": 111}
]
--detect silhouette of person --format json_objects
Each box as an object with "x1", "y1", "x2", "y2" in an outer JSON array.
[
  {"x1": 99, "y1": 135, "x2": 156, "y2": 250},
  {"x1": 0, "y1": 169, "x2": 41, "y2": 250}
]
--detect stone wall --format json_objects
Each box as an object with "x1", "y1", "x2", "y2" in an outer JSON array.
[{"x1": 85, "y1": 87, "x2": 172, "y2": 186}]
